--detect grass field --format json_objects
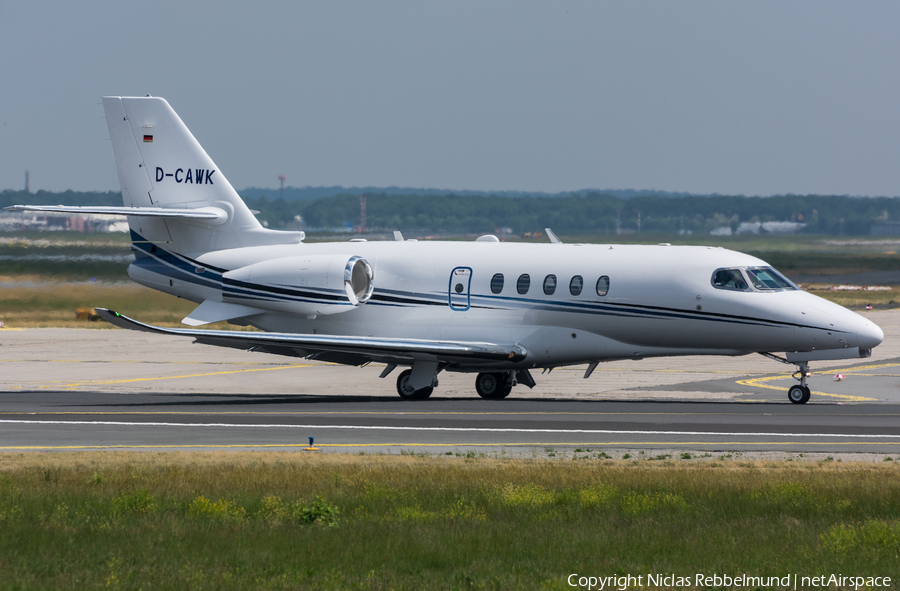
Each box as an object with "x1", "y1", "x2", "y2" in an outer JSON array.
[{"x1": 0, "y1": 452, "x2": 897, "y2": 590}]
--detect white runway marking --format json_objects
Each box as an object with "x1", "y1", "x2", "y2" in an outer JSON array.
[{"x1": 2, "y1": 419, "x2": 898, "y2": 439}]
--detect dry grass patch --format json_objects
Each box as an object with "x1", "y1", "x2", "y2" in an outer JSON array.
[{"x1": 0, "y1": 281, "x2": 255, "y2": 329}]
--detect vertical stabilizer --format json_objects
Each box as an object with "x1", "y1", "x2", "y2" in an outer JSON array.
[{"x1": 103, "y1": 96, "x2": 301, "y2": 255}]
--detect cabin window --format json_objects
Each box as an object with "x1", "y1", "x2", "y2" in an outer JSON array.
[
  {"x1": 490, "y1": 273, "x2": 504, "y2": 294},
  {"x1": 596, "y1": 275, "x2": 610, "y2": 296},
  {"x1": 569, "y1": 275, "x2": 583, "y2": 296},
  {"x1": 517, "y1": 274, "x2": 531, "y2": 295},
  {"x1": 543, "y1": 274, "x2": 557, "y2": 295},
  {"x1": 746, "y1": 267, "x2": 796, "y2": 291},
  {"x1": 711, "y1": 268, "x2": 749, "y2": 291}
]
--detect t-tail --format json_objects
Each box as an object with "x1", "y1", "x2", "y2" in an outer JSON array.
[
  {"x1": 7, "y1": 96, "x2": 304, "y2": 257},
  {"x1": 103, "y1": 96, "x2": 304, "y2": 255}
]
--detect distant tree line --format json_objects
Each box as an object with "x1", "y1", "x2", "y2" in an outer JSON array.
[
  {"x1": 287, "y1": 192, "x2": 900, "y2": 235},
  {"x1": 237, "y1": 186, "x2": 697, "y2": 202},
  {"x1": 0, "y1": 190, "x2": 121, "y2": 209},
  {"x1": 3, "y1": 188, "x2": 900, "y2": 236}
]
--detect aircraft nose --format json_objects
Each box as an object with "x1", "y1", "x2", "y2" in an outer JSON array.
[{"x1": 857, "y1": 319, "x2": 884, "y2": 351}]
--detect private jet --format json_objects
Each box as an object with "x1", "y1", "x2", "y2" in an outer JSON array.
[{"x1": 7, "y1": 96, "x2": 884, "y2": 403}]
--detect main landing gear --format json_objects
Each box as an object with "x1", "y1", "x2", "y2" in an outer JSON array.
[
  {"x1": 386, "y1": 364, "x2": 535, "y2": 400},
  {"x1": 395, "y1": 369, "x2": 434, "y2": 400},
  {"x1": 474, "y1": 372, "x2": 513, "y2": 400},
  {"x1": 397, "y1": 369, "x2": 514, "y2": 400}
]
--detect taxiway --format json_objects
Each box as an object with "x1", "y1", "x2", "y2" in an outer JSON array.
[{"x1": 1, "y1": 309, "x2": 899, "y2": 454}]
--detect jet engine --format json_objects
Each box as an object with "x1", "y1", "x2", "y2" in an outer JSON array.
[{"x1": 222, "y1": 254, "x2": 374, "y2": 316}]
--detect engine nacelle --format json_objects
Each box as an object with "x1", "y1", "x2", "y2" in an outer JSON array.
[{"x1": 222, "y1": 254, "x2": 374, "y2": 317}]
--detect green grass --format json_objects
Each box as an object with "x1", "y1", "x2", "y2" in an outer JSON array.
[{"x1": 0, "y1": 453, "x2": 898, "y2": 589}]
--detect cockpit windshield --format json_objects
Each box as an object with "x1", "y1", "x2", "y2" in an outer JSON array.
[
  {"x1": 711, "y1": 266, "x2": 796, "y2": 292},
  {"x1": 745, "y1": 267, "x2": 796, "y2": 290},
  {"x1": 712, "y1": 268, "x2": 749, "y2": 291}
]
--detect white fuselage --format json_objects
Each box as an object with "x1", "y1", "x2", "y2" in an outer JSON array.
[{"x1": 126, "y1": 238, "x2": 882, "y2": 373}]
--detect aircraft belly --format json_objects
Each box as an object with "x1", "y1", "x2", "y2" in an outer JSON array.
[
  {"x1": 535, "y1": 327, "x2": 608, "y2": 365},
  {"x1": 583, "y1": 313, "x2": 798, "y2": 352}
]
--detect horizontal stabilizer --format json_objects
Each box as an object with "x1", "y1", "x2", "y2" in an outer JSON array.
[
  {"x1": 94, "y1": 308, "x2": 528, "y2": 366},
  {"x1": 182, "y1": 300, "x2": 266, "y2": 327},
  {"x1": 5, "y1": 205, "x2": 229, "y2": 225}
]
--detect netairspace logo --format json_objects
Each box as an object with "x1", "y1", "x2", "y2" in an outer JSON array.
[{"x1": 567, "y1": 573, "x2": 893, "y2": 590}]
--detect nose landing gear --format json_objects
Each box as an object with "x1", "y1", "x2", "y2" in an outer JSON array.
[
  {"x1": 759, "y1": 353, "x2": 812, "y2": 404},
  {"x1": 788, "y1": 361, "x2": 811, "y2": 405},
  {"x1": 787, "y1": 384, "x2": 810, "y2": 404}
]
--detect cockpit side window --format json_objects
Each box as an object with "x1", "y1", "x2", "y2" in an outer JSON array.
[
  {"x1": 746, "y1": 267, "x2": 796, "y2": 290},
  {"x1": 712, "y1": 268, "x2": 749, "y2": 291}
]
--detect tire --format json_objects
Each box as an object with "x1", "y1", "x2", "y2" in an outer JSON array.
[
  {"x1": 396, "y1": 369, "x2": 433, "y2": 400},
  {"x1": 475, "y1": 372, "x2": 512, "y2": 400},
  {"x1": 788, "y1": 384, "x2": 809, "y2": 405}
]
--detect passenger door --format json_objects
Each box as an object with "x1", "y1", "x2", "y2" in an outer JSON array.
[{"x1": 448, "y1": 267, "x2": 472, "y2": 311}]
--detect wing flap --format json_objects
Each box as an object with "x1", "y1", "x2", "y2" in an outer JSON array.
[
  {"x1": 182, "y1": 300, "x2": 267, "y2": 327},
  {"x1": 94, "y1": 308, "x2": 528, "y2": 366}
]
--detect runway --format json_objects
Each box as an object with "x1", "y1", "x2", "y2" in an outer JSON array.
[
  {"x1": 2, "y1": 393, "x2": 900, "y2": 454},
  {"x1": 2, "y1": 309, "x2": 899, "y2": 455}
]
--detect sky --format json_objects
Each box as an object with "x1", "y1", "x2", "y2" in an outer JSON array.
[{"x1": 1, "y1": 1, "x2": 898, "y2": 196}]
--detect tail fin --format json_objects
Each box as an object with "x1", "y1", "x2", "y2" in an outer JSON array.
[{"x1": 103, "y1": 96, "x2": 302, "y2": 254}]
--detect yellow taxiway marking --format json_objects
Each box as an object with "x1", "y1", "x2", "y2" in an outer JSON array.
[
  {"x1": 591, "y1": 368, "x2": 754, "y2": 374},
  {"x1": 1, "y1": 441, "x2": 898, "y2": 451},
  {"x1": 0, "y1": 359, "x2": 298, "y2": 366},
  {"x1": 736, "y1": 361, "x2": 900, "y2": 402},
  {"x1": 736, "y1": 376, "x2": 876, "y2": 401},
  {"x1": 34, "y1": 364, "x2": 314, "y2": 390}
]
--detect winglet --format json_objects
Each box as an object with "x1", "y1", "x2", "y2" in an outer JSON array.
[
  {"x1": 545, "y1": 228, "x2": 562, "y2": 244},
  {"x1": 95, "y1": 308, "x2": 167, "y2": 334}
]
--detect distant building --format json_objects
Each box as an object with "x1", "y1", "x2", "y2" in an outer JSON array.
[{"x1": 871, "y1": 222, "x2": 900, "y2": 236}]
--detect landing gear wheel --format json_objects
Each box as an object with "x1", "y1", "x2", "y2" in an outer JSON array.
[
  {"x1": 396, "y1": 369, "x2": 433, "y2": 400},
  {"x1": 475, "y1": 372, "x2": 512, "y2": 400},
  {"x1": 788, "y1": 384, "x2": 810, "y2": 405}
]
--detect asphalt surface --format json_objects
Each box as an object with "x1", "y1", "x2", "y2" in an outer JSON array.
[
  {"x1": 1, "y1": 393, "x2": 899, "y2": 454},
  {"x1": 1, "y1": 308, "x2": 899, "y2": 455}
]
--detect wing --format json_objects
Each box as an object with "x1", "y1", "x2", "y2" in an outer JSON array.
[{"x1": 95, "y1": 308, "x2": 528, "y2": 367}]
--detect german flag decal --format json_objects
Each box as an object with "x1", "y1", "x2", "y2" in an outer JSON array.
[{"x1": 143, "y1": 135, "x2": 153, "y2": 143}]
